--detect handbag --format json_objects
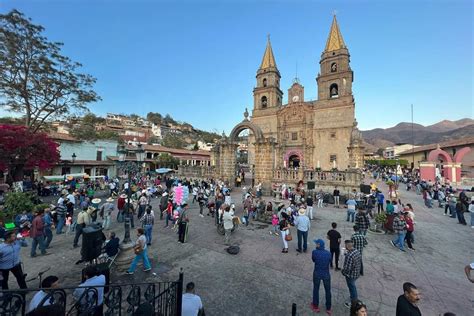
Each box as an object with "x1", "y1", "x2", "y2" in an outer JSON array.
[
  {"x1": 285, "y1": 229, "x2": 292, "y2": 241},
  {"x1": 134, "y1": 244, "x2": 143, "y2": 255}
]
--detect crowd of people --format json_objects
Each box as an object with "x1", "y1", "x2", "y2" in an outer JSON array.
[{"x1": 1, "y1": 165, "x2": 471, "y2": 315}]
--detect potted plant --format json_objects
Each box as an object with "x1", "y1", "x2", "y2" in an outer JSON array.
[{"x1": 370, "y1": 212, "x2": 386, "y2": 234}]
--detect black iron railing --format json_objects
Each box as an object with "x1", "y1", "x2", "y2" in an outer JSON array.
[{"x1": 0, "y1": 272, "x2": 183, "y2": 316}]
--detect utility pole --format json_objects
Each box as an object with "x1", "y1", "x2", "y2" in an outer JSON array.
[{"x1": 411, "y1": 104, "x2": 415, "y2": 173}]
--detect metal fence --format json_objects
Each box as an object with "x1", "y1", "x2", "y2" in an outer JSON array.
[{"x1": 0, "y1": 272, "x2": 183, "y2": 316}]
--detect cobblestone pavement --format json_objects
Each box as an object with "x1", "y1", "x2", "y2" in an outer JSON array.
[{"x1": 15, "y1": 181, "x2": 473, "y2": 315}]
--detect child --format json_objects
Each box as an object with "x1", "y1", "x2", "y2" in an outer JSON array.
[
  {"x1": 270, "y1": 214, "x2": 279, "y2": 236},
  {"x1": 65, "y1": 215, "x2": 73, "y2": 234}
]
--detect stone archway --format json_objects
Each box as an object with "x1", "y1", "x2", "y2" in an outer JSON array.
[
  {"x1": 229, "y1": 120, "x2": 264, "y2": 144},
  {"x1": 283, "y1": 149, "x2": 304, "y2": 168},
  {"x1": 427, "y1": 147, "x2": 453, "y2": 163}
]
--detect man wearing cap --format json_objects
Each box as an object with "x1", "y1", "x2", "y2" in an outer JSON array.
[
  {"x1": 28, "y1": 275, "x2": 60, "y2": 313},
  {"x1": 294, "y1": 208, "x2": 311, "y2": 253},
  {"x1": 341, "y1": 239, "x2": 362, "y2": 308},
  {"x1": 311, "y1": 239, "x2": 332, "y2": 314}
]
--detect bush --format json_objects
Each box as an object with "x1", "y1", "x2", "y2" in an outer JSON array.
[
  {"x1": 374, "y1": 212, "x2": 387, "y2": 224},
  {"x1": 3, "y1": 192, "x2": 34, "y2": 221}
]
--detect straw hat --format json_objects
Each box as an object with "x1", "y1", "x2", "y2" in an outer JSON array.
[
  {"x1": 106, "y1": 197, "x2": 114, "y2": 202},
  {"x1": 298, "y1": 208, "x2": 306, "y2": 215},
  {"x1": 91, "y1": 198, "x2": 101, "y2": 204}
]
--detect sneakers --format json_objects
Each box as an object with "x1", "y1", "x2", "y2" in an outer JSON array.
[
  {"x1": 399, "y1": 248, "x2": 406, "y2": 252},
  {"x1": 199, "y1": 214, "x2": 204, "y2": 217},
  {"x1": 390, "y1": 240, "x2": 396, "y2": 248},
  {"x1": 344, "y1": 302, "x2": 351, "y2": 308},
  {"x1": 310, "y1": 303, "x2": 320, "y2": 312},
  {"x1": 408, "y1": 248, "x2": 415, "y2": 251},
  {"x1": 143, "y1": 268, "x2": 151, "y2": 272},
  {"x1": 126, "y1": 271, "x2": 134, "y2": 275}
]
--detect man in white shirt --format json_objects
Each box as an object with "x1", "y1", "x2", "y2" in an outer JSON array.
[
  {"x1": 73, "y1": 266, "x2": 106, "y2": 313},
  {"x1": 28, "y1": 275, "x2": 60, "y2": 313},
  {"x1": 182, "y1": 282, "x2": 204, "y2": 316},
  {"x1": 66, "y1": 191, "x2": 76, "y2": 206}
]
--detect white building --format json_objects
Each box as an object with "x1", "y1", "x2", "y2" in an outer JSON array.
[{"x1": 384, "y1": 144, "x2": 418, "y2": 159}]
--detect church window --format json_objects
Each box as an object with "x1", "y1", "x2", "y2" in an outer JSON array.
[
  {"x1": 330, "y1": 132, "x2": 336, "y2": 139},
  {"x1": 331, "y1": 63, "x2": 337, "y2": 72},
  {"x1": 277, "y1": 97, "x2": 281, "y2": 105},
  {"x1": 261, "y1": 96, "x2": 267, "y2": 108},
  {"x1": 291, "y1": 132, "x2": 298, "y2": 140},
  {"x1": 330, "y1": 154, "x2": 337, "y2": 163},
  {"x1": 330, "y1": 83, "x2": 339, "y2": 98},
  {"x1": 263, "y1": 78, "x2": 267, "y2": 87}
]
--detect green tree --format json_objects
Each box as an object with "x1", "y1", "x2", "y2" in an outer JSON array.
[
  {"x1": 162, "y1": 133, "x2": 185, "y2": 149},
  {"x1": 0, "y1": 10, "x2": 100, "y2": 132},
  {"x1": 146, "y1": 112, "x2": 162, "y2": 125},
  {"x1": 154, "y1": 153, "x2": 179, "y2": 169},
  {"x1": 70, "y1": 114, "x2": 119, "y2": 141},
  {"x1": 3, "y1": 191, "x2": 34, "y2": 221},
  {"x1": 193, "y1": 142, "x2": 199, "y2": 150},
  {"x1": 163, "y1": 114, "x2": 176, "y2": 125}
]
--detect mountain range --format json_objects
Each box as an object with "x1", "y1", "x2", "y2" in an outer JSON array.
[{"x1": 361, "y1": 118, "x2": 474, "y2": 150}]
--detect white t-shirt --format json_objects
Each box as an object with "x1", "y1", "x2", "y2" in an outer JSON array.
[{"x1": 182, "y1": 293, "x2": 203, "y2": 316}]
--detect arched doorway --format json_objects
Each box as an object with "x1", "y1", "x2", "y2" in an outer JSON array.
[{"x1": 289, "y1": 154, "x2": 300, "y2": 168}]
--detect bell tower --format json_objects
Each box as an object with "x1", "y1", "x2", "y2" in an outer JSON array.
[
  {"x1": 253, "y1": 36, "x2": 283, "y2": 116},
  {"x1": 316, "y1": 15, "x2": 353, "y2": 101}
]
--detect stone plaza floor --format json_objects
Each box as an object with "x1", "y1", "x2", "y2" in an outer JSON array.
[{"x1": 15, "y1": 180, "x2": 473, "y2": 315}]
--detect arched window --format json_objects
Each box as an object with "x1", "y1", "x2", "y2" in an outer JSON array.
[
  {"x1": 262, "y1": 78, "x2": 267, "y2": 87},
  {"x1": 261, "y1": 96, "x2": 268, "y2": 108},
  {"x1": 331, "y1": 62, "x2": 337, "y2": 72},
  {"x1": 329, "y1": 83, "x2": 339, "y2": 98}
]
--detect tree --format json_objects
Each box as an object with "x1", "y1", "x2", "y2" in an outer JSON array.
[
  {"x1": 193, "y1": 142, "x2": 199, "y2": 150},
  {"x1": 0, "y1": 10, "x2": 100, "y2": 133},
  {"x1": 154, "y1": 153, "x2": 179, "y2": 169},
  {"x1": 0, "y1": 124, "x2": 60, "y2": 182},
  {"x1": 161, "y1": 133, "x2": 185, "y2": 149},
  {"x1": 163, "y1": 114, "x2": 176, "y2": 125},
  {"x1": 3, "y1": 192, "x2": 34, "y2": 221},
  {"x1": 146, "y1": 112, "x2": 162, "y2": 125},
  {"x1": 70, "y1": 113, "x2": 118, "y2": 141}
]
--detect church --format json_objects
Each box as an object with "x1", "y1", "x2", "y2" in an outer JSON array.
[{"x1": 247, "y1": 16, "x2": 364, "y2": 171}]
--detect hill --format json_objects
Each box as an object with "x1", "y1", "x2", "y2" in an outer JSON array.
[{"x1": 361, "y1": 118, "x2": 474, "y2": 149}]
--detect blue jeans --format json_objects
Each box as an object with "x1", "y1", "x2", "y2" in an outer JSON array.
[
  {"x1": 470, "y1": 212, "x2": 474, "y2": 227},
  {"x1": 393, "y1": 232, "x2": 406, "y2": 250},
  {"x1": 56, "y1": 215, "x2": 65, "y2": 234},
  {"x1": 457, "y1": 210, "x2": 466, "y2": 224},
  {"x1": 345, "y1": 277, "x2": 358, "y2": 302},
  {"x1": 313, "y1": 276, "x2": 331, "y2": 310},
  {"x1": 346, "y1": 210, "x2": 355, "y2": 222},
  {"x1": 449, "y1": 204, "x2": 456, "y2": 218},
  {"x1": 44, "y1": 227, "x2": 53, "y2": 248},
  {"x1": 297, "y1": 230, "x2": 308, "y2": 251},
  {"x1": 31, "y1": 235, "x2": 46, "y2": 256},
  {"x1": 128, "y1": 247, "x2": 151, "y2": 272},
  {"x1": 144, "y1": 224, "x2": 153, "y2": 244}
]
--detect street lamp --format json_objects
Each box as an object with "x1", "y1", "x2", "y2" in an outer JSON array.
[{"x1": 117, "y1": 144, "x2": 144, "y2": 244}]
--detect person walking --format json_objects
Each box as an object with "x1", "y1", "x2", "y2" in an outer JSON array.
[
  {"x1": 137, "y1": 192, "x2": 148, "y2": 219},
  {"x1": 333, "y1": 187, "x2": 340, "y2": 208},
  {"x1": 310, "y1": 239, "x2": 332, "y2": 315},
  {"x1": 455, "y1": 200, "x2": 467, "y2": 225},
  {"x1": 327, "y1": 222, "x2": 342, "y2": 270},
  {"x1": 376, "y1": 190, "x2": 385, "y2": 214},
  {"x1": 346, "y1": 197, "x2": 357, "y2": 223},
  {"x1": 159, "y1": 192, "x2": 169, "y2": 220},
  {"x1": 396, "y1": 282, "x2": 421, "y2": 316},
  {"x1": 223, "y1": 206, "x2": 234, "y2": 245},
  {"x1": 30, "y1": 209, "x2": 48, "y2": 257},
  {"x1": 140, "y1": 207, "x2": 155, "y2": 246},
  {"x1": 43, "y1": 208, "x2": 53, "y2": 249},
  {"x1": 317, "y1": 189, "x2": 324, "y2": 208},
  {"x1": 55, "y1": 198, "x2": 67, "y2": 234},
  {"x1": 342, "y1": 239, "x2": 362, "y2": 308},
  {"x1": 117, "y1": 194, "x2": 127, "y2": 223},
  {"x1": 126, "y1": 228, "x2": 152, "y2": 274},
  {"x1": 294, "y1": 208, "x2": 311, "y2": 253},
  {"x1": 447, "y1": 193, "x2": 457, "y2": 218},
  {"x1": 100, "y1": 197, "x2": 115, "y2": 230},
  {"x1": 404, "y1": 213, "x2": 415, "y2": 251},
  {"x1": 279, "y1": 213, "x2": 290, "y2": 253},
  {"x1": 0, "y1": 231, "x2": 28, "y2": 289},
  {"x1": 390, "y1": 212, "x2": 407, "y2": 252},
  {"x1": 178, "y1": 203, "x2": 190, "y2": 243},
  {"x1": 351, "y1": 225, "x2": 367, "y2": 276},
  {"x1": 354, "y1": 209, "x2": 370, "y2": 236},
  {"x1": 73, "y1": 207, "x2": 92, "y2": 248},
  {"x1": 306, "y1": 194, "x2": 314, "y2": 220}
]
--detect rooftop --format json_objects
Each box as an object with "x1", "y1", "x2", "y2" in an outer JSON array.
[{"x1": 398, "y1": 136, "x2": 474, "y2": 155}]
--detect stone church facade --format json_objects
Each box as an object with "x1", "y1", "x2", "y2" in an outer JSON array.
[
  {"x1": 189, "y1": 17, "x2": 365, "y2": 194},
  {"x1": 248, "y1": 15, "x2": 364, "y2": 171}
]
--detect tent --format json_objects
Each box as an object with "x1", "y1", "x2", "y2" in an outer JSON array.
[
  {"x1": 156, "y1": 168, "x2": 173, "y2": 174},
  {"x1": 42, "y1": 173, "x2": 88, "y2": 181}
]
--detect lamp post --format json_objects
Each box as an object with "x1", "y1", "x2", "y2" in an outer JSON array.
[{"x1": 117, "y1": 144, "x2": 145, "y2": 244}]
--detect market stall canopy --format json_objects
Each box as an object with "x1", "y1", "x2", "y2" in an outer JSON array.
[
  {"x1": 156, "y1": 168, "x2": 173, "y2": 174},
  {"x1": 42, "y1": 173, "x2": 88, "y2": 181}
]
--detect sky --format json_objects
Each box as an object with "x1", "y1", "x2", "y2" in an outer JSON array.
[{"x1": 1, "y1": 0, "x2": 473, "y2": 133}]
